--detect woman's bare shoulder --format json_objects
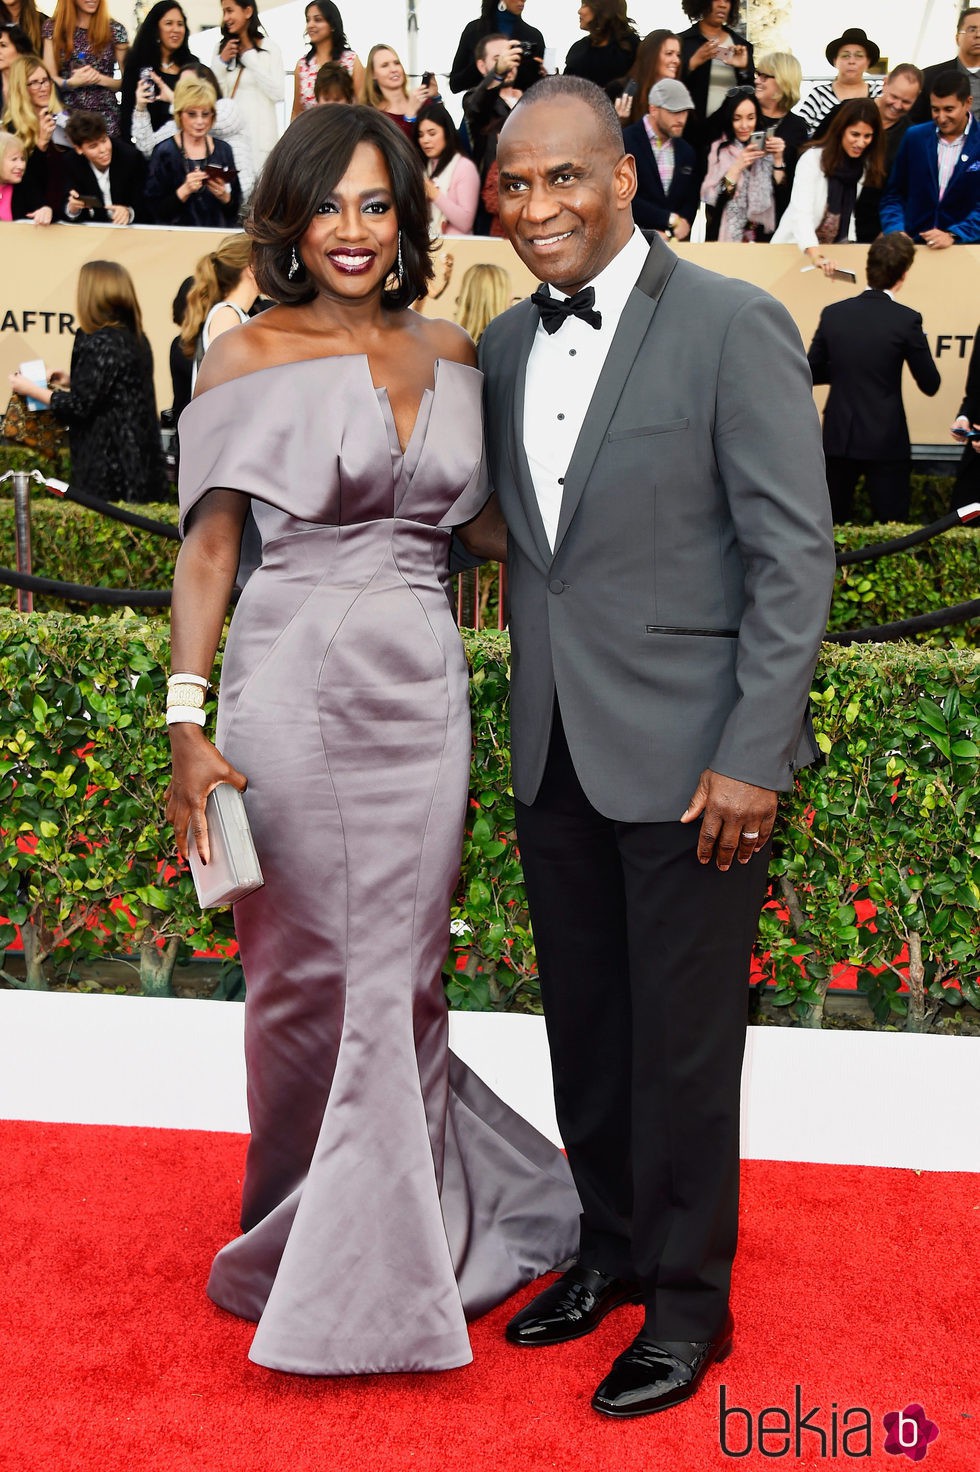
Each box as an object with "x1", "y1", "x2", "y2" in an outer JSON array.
[
  {"x1": 416, "y1": 313, "x2": 478, "y2": 369},
  {"x1": 193, "y1": 308, "x2": 296, "y2": 396}
]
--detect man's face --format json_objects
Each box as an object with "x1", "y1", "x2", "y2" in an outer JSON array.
[
  {"x1": 956, "y1": 10, "x2": 980, "y2": 64},
  {"x1": 496, "y1": 97, "x2": 636, "y2": 294},
  {"x1": 931, "y1": 91, "x2": 971, "y2": 137},
  {"x1": 878, "y1": 74, "x2": 920, "y2": 126},
  {"x1": 79, "y1": 134, "x2": 112, "y2": 169},
  {"x1": 651, "y1": 105, "x2": 687, "y2": 139},
  {"x1": 478, "y1": 38, "x2": 516, "y2": 83}
]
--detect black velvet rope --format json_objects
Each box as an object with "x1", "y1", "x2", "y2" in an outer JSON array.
[
  {"x1": 834, "y1": 511, "x2": 972, "y2": 566},
  {"x1": 0, "y1": 565, "x2": 173, "y2": 606},
  {"x1": 826, "y1": 598, "x2": 980, "y2": 644},
  {"x1": 53, "y1": 482, "x2": 180, "y2": 541}
]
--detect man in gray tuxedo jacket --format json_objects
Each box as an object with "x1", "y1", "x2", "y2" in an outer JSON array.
[{"x1": 478, "y1": 76, "x2": 836, "y2": 1419}]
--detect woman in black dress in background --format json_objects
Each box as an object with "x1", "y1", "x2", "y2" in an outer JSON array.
[
  {"x1": 565, "y1": 0, "x2": 638, "y2": 91},
  {"x1": 8, "y1": 260, "x2": 167, "y2": 503}
]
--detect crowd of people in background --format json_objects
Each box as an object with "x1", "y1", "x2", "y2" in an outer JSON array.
[
  {"x1": 3, "y1": 0, "x2": 980, "y2": 248},
  {"x1": 3, "y1": 0, "x2": 980, "y2": 512}
]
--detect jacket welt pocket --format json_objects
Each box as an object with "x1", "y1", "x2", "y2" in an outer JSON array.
[
  {"x1": 608, "y1": 418, "x2": 689, "y2": 442},
  {"x1": 645, "y1": 625, "x2": 738, "y2": 638}
]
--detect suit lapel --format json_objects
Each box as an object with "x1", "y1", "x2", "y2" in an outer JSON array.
[
  {"x1": 507, "y1": 306, "x2": 553, "y2": 570},
  {"x1": 944, "y1": 119, "x2": 980, "y2": 194},
  {"x1": 552, "y1": 237, "x2": 678, "y2": 555}
]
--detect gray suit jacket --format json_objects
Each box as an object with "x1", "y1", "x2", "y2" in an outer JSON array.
[{"x1": 479, "y1": 235, "x2": 836, "y2": 821}]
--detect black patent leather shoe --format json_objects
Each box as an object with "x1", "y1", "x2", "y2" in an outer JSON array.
[
  {"x1": 591, "y1": 1310, "x2": 734, "y2": 1418},
  {"x1": 505, "y1": 1265, "x2": 642, "y2": 1347}
]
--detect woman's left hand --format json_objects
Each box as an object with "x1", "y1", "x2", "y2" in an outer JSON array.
[
  {"x1": 205, "y1": 175, "x2": 231, "y2": 199},
  {"x1": 765, "y1": 136, "x2": 785, "y2": 164},
  {"x1": 423, "y1": 175, "x2": 440, "y2": 202},
  {"x1": 26, "y1": 206, "x2": 53, "y2": 226},
  {"x1": 729, "y1": 45, "x2": 748, "y2": 68}
]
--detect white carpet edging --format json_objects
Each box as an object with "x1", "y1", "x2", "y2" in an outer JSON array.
[{"x1": 0, "y1": 990, "x2": 976, "y2": 1171}]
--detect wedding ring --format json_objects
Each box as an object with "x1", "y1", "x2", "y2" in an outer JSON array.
[{"x1": 742, "y1": 830, "x2": 760, "y2": 840}]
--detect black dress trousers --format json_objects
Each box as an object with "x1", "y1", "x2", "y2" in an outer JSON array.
[{"x1": 515, "y1": 705, "x2": 771, "y2": 1341}]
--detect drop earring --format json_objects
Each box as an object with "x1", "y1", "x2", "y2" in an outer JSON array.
[
  {"x1": 396, "y1": 232, "x2": 404, "y2": 283},
  {"x1": 288, "y1": 245, "x2": 300, "y2": 280}
]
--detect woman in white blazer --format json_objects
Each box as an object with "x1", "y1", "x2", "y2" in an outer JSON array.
[{"x1": 772, "y1": 97, "x2": 884, "y2": 276}]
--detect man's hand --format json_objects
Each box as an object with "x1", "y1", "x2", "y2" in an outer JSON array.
[
  {"x1": 680, "y1": 769, "x2": 777, "y2": 870},
  {"x1": 922, "y1": 228, "x2": 954, "y2": 249}
]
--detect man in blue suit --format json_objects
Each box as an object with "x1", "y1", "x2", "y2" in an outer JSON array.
[
  {"x1": 622, "y1": 78, "x2": 699, "y2": 239},
  {"x1": 880, "y1": 70, "x2": 980, "y2": 246}
]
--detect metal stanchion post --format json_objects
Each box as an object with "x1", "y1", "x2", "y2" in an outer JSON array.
[
  {"x1": 11, "y1": 471, "x2": 34, "y2": 613},
  {"x1": 0, "y1": 469, "x2": 42, "y2": 613}
]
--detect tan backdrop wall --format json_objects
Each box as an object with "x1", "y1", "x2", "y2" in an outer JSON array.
[{"x1": 3, "y1": 225, "x2": 976, "y2": 448}]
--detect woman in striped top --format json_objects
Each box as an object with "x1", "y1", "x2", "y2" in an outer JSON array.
[{"x1": 795, "y1": 26, "x2": 882, "y2": 137}]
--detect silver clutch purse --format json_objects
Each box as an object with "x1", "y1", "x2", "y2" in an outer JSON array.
[{"x1": 187, "y1": 782, "x2": 264, "y2": 909}]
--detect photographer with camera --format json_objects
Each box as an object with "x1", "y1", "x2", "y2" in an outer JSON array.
[{"x1": 463, "y1": 34, "x2": 525, "y2": 176}]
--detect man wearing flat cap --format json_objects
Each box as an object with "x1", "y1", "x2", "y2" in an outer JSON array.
[
  {"x1": 796, "y1": 27, "x2": 883, "y2": 136},
  {"x1": 623, "y1": 79, "x2": 699, "y2": 239}
]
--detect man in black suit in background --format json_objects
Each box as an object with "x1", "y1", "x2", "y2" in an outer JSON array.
[
  {"x1": 909, "y1": 4, "x2": 980, "y2": 124},
  {"x1": 950, "y1": 326, "x2": 980, "y2": 510},
  {"x1": 807, "y1": 233, "x2": 941, "y2": 522},
  {"x1": 622, "y1": 78, "x2": 699, "y2": 239},
  {"x1": 62, "y1": 110, "x2": 146, "y2": 225}
]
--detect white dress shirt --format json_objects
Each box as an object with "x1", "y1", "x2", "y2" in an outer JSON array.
[{"x1": 523, "y1": 227, "x2": 650, "y2": 550}]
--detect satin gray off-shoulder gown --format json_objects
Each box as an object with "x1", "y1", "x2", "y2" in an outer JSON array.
[{"x1": 178, "y1": 356, "x2": 579, "y2": 1376}]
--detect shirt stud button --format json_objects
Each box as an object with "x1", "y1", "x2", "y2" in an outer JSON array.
[{"x1": 557, "y1": 412, "x2": 565, "y2": 421}]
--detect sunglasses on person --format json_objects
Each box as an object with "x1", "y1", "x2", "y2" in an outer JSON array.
[
  {"x1": 725, "y1": 84, "x2": 755, "y2": 98},
  {"x1": 755, "y1": 71, "x2": 774, "y2": 81}
]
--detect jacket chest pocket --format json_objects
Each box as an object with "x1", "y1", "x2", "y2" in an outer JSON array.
[{"x1": 607, "y1": 417, "x2": 690, "y2": 443}]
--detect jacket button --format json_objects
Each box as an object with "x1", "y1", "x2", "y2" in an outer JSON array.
[{"x1": 549, "y1": 579, "x2": 565, "y2": 594}]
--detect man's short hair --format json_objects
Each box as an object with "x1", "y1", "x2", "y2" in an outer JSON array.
[
  {"x1": 475, "y1": 32, "x2": 507, "y2": 66},
  {"x1": 510, "y1": 74, "x2": 624, "y2": 159},
  {"x1": 931, "y1": 68, "x2": 971, "y2": 101},
  {"x1": 65, "y1": 111, "x2": 109, "y2": 146},
  {"x1": 958, "y1": 6, "x2": 980, "y2": 28},
  {"x1": 866, "y1": 232, "x2": 916, "y2": 291},
  {"x1": 886, "y1": 63, "x2": 923, "y2": 89}
]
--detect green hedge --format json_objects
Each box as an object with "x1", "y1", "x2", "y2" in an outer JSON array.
[
  {"x1": 1, "y1": 499, "x2": 976, "y2": 644},
  {"x1": 0, "y1": 612, "x2": 977, "y2": 1030}
]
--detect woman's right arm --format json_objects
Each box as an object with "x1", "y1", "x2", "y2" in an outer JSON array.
[{"x1": 166, "y1": 487, "x2": 250, "y2": 862}]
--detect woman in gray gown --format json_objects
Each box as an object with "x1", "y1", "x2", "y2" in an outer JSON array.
[{"x1": 165, "y1": 104, "x2": 579, "y2": 1377}]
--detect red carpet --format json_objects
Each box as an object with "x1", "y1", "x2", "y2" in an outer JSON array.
[{"x1": 1, "y1": 1121, "x2": 977, "y2": 1472}]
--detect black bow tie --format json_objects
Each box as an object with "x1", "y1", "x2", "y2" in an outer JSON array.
[{"x1": 531, "y1": 285, "x2": 602, "y2": 334}]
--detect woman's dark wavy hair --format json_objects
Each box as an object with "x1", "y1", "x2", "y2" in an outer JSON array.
[
  {"x1": 303, "y1": 0, "x2": 349, "y2": 64},
  {"x1": 681, "y1": 0, "x2": 741, "y2": 26},
  {"x1": 621, "y1": 28, "x2": 679, "y2": 124},
  {"x1": 584, "y1": 0, "x2": 638, "y2": 49},
  {"x1": 247, "y1": 105, "x2": 433, "y2": 310},
  {"x1": 714, "y1": 86, "x2": 757, "y2": 144},
  {"x1": 222, "y1": 0, "x2": 265, "y2": 50},
  {"x1": 413, "y1": 99, "x2": 460, "y2": 179},
  {"x1": 120, "y1": 1, "x2": 194, "y2": 132},
  {"x1": 808, "y1": 96, "x2": 885, "y2": 189}
]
